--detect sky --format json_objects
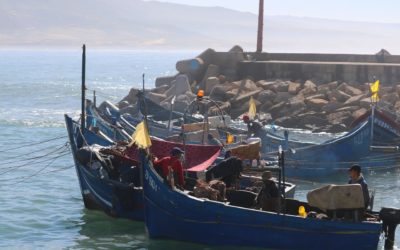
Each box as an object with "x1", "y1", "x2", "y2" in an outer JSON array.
[{"x1": 150, "y1": 0, "x2": 400, "y2": 23}]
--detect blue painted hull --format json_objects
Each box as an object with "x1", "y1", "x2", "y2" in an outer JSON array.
[
  {"x1": 141, "y1": 151, "x2": 382, "y2": 249},
  {"x1": 65, "y1": 114, "x2": 144, "y2": 221},
  {"x1": 266, "y1": 117, "x2": 400, "y2": 179}
]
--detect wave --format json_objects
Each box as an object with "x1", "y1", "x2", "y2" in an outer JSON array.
[{"x1": 0, "y1": 109, "x2": 80, "y2": 128}]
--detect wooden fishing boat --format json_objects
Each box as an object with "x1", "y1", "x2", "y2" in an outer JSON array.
[
  {"x1": 265, "y1": 113, "x2": 400, "y2": 179},
  {"x1": 65, "y1": 114, "x2": 144, "y2": 220},
  {"x1": 140, "y1": 150, "x2": 384, "y2": 250}
]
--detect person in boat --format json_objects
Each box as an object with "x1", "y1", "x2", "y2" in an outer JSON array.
[
  {"x1": 207, "y1": 133, "x2": 223, "y2": 146},
  {"x1": 348, "y1": 164, "x2": 370, "y2": 208},
  {"x1": 242, "y1": 115, "x2": 263, "y2": 137},
  {"x1": 256, "y1": 171, "x2": 281, "y2": 212},
  {"x1": 153, "y1": 147, "x2": 185, "y2": 188}
]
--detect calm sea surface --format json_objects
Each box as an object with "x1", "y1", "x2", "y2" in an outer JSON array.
[{"x1": 0, "y1": 50, "x2": 399, "y2": 249}]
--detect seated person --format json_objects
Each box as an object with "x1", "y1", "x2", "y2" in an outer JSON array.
[
  {"x1": 348, "y1": 164, "x2": 370, "y2": 208},
  {"x1": 255, "y1": 171, "x2": 280, "y2": 212},
  {"x1": 153, "y1": 147, "x2": 185, "y2": 188}
]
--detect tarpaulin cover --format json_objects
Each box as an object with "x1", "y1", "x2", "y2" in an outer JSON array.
[{"x1": 125, "y1": 137, "x2": 221, "y2": 171}]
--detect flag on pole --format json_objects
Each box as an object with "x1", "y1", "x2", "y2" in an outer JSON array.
[
  {"x1": 370, "y1": 80, "x2": 380, "y2": 103},
  {"x1": 226, "y1": 133, "x2": 234, "y2": 144},
  {"x1": 248, "y1": 96, "x2": 257, "y2": 120},
  {"x1": 128, "y1": 120, "x2": 152, "y2": 148}
]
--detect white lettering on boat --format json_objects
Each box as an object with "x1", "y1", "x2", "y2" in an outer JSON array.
[
  {"x1": 145, "y1": 169, "x2": 159, "y2": 192},
  {"x1": 374, "y1": 118, "x2": 400, "y2": 137},
  {"x1": 353, "y1": 129, "x2": 369, "y2": 145}
]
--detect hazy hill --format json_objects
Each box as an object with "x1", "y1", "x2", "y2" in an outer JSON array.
[{"x1": 1, "y1": 0, "x2": 400, "y2": 53}]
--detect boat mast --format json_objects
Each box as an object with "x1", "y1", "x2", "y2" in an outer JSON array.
[{"x1": 81, "y1": 44, "x2": 86, "y2": 130}]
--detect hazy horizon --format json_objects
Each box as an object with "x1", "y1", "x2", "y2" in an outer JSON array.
[{"x1": 2, "y1": 0, "x2": 400, "y2": 54}]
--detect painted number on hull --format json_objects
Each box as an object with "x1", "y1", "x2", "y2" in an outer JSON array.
[
  {"x1": 145, "y1": 169, "x2": 159, "y2": 192},
  {"x1": 353, "y1": 129, "x2": 369, "y2": 145}
]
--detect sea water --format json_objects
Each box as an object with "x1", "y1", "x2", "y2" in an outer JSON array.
[{"x1": 0, "y1": 49, "x2": 399, "y2": 249}]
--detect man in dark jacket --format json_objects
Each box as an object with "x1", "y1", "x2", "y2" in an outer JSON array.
[
  {"x1": 348, "y1": 165, "x2": 370, "y2": 208},
  {"x1": 243, "y1": 115, "x2": 263, "y2": 137}
]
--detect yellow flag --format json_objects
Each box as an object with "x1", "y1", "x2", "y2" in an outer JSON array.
[
  {"x1": 370, "y1": 80, "x2": 380, "y2": 102},
  {"x1": 226, "y1": 133, "x2": 234, "y2": 144},
  {"x1": 248, "y1": 96, "x2": 257, "y2": 120},
  {"x1": 129, "y1": 121, "x2": 152, "y2": 148}
]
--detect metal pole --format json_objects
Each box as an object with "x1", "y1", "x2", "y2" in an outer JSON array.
[
  {"x1": 256, "y1": 0, "x2": 264, "y2": 53},
  {"x1": 81, "y1": 44, "x2": 86, "y2": 130}
]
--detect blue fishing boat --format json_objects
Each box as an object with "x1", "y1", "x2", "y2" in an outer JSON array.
[
  {"x1": 65, "y1": 114, "x2": 145, "y2": 220},
  {"x1": 140, "y1": 150, "x2": 383, "y2": 250},
  {"x1": 266, "y1": 111, "x2": 400, "y2": 179}
]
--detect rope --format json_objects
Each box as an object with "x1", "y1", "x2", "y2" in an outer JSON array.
[
  {"x1": 2, "y1": 153, "x2": 68, "y2": 185},
  {"x1": 0, "y1": 143, "x2": 69, "y2": 168},
  {"x1": 0, "y1": 150, "x2": 70, "y2": 175},
  {"x1": 0, "y1": 135, "x2": 67, "y2": 153}
]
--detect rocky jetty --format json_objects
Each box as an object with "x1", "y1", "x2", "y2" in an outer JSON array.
[{"x1": 117, "y1": 46, "x2": 400, "y2": 133}]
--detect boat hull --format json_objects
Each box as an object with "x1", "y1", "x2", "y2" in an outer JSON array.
[{"x1": 141, "y1": 151, "x2": 382, "y2": 250}]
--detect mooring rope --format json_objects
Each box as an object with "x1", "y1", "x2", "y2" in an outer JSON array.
[
  {"x1": 0, "y1": 143, "x2": 70, "y2": 168},
  {"x1": 0, "y1": 135, "x2": 67, "y2": 153}
]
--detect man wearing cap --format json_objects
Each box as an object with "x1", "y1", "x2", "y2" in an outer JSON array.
[
  {"x1": 348, "y1": 165, "x2": 370, "y2": 208},
  {"x1": 243, "y1": 115, "x2": 263, "y2": 138},
  {"x1": 256, "y1": 171, "x2": 281, "y2": 212},
  {"x1": 154, "y1": 147, "x2": 185, "y2": 188}
]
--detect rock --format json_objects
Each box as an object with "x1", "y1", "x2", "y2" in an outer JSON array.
[
  {"x1": 204, "y1": 77, "x2": 220, "y2": 95},
  {"x1": 256, "y1": 80, "x2": 276, "y2": 91},
  {"x1": 200, "y1": 64, "x2": 220, "y2": 89},
  {"x1": 325, "y1": 123, "x2": 347, "y2": 133},
  {"x1": 395, "y1": 101, "x2": 400, "y2": 110},
  {"x1": 305, "y1": 94, "x2": 327, "y2": 101},
  {"x1": 118, "y1": 100, "x2": 130, "y2": 110},
  {"x1": 395, "y1": 85, "x2": 400, "y2": 96},
  {"x1": 381, "y1": 93, "x2": 400, "y2": 104},
  {"x1": 238, "y1": 79, "x2": 260, "y2": 92},
  {"x1": 317, "y1": 81, "x2": 338, "y2": 94},
  {"x1": 298, "y1": 85, "x2": 317, "y2": 97},
  {"x1": 231, "y1": 89, "x2": 262, "y2": 106},
  {"x1": 209, "y1": 101, "x2": 231, "y2": 115},
  {"x1": 118, "y1": 88, "x2": 139, "y2": 106},
  {"x1": 257, "y1": 90, "x2": 276, "y2": 104},
  {"x1": 151, "y1": 84, "x2": 170, "y2": 94},
  {"x1": 336, "y1": 106, "x2": 360, "y2": 113},
  {"x1": 176, "y1": 58, "x2": 204, "y2": 75},
  {"x1": 304, "y1": 80, "x2": 317, "y2": 90},
  {"x1": 268, "y1": 102, "x2": 287, "y2": 117},
  {"x1": 359, "y1": 98, "x2": 372, "y2": 109},
  {"x1": 288, "y1": 82, "x2": 302, "y2": 95},
  {"x1": 165, "y1": 74, "x2": 192, "y2": 98},
  {"x1": 352, "y1": 108, "x2": 368, "y2": 119},
  {"x1": 337, "y1": 82, "x2": 363, "y2": 96},
  {"x1": 327, "y1": 90, "x2": 351, "y2": 103},
  {"x1": 147, "y1": 92, "x2": 166, "y2": 104},
  {"x1": 343, "y1": 94, "x2": 365, "y2": 106},
  {"x1": 299, "y1": 114, "x2": 327, "y2": 128},
  {"x1": 322, "y1": 102, "x2": 343, "y2": 113},
  {"x1": 259, "y1": 101, "x2": 274, "y2": 113},
  {"x1": 327, "y1": 111, "x2": 352, "y2": 125},
  {"x1": 288, "y1": 98, "x2": 306, "y2": 113},
  {"x1": 155, "y1": 75, "x2": 176, "y2": 88},
  {"x1": 218, "y1": 74, "x2": 227, "y2": 83},
  {"x1": 229, "y1": 45, "x2": 244, "y2": 53},
  {"x1": 306, "y1": 98, "x2": 329, "y2": 110},
  {"x1": 270, "y1": 81, "x2": 289, "y2": 92},
  {"x1": 120, "y1": 104, "x2": 138, "y2": 116},
  {"x1": 273, "y1": 92, "x2": 292, "y2": 104},
  {"x1": 210, "y1": 85, "x2": 230, "y2": 101},
  {"x1": 258, "y1": 112, "x2": 273, "y2": 123}
]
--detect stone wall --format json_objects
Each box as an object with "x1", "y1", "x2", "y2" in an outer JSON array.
[{"x1": 239, "y1": 61, "x2": 400, "y2": 85}]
